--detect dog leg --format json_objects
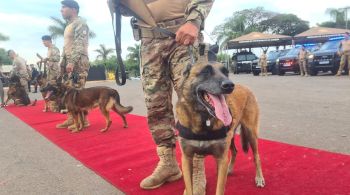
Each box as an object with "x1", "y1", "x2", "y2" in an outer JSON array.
[
  {"x1": 182, "y1": 155, "x2": 193, "y2": 195},
  {"x1": 71, "y1": 113, "x2": 80, "y2": 133},
  {"x1": 215, "y1": 155, "x2": 229, "y2": 195},
  {"x1": 249, "y1": 134, "x2": 265, "y2": 187},
  {"x1": 228, "y1": 137, "x2": 238, "y2": 175},
  {"x1": 100, "y1": 109, "x2": 111, "y2": 132},
  {"x1": 112, "y1": 107, "x2": 128, "y2": 128}
]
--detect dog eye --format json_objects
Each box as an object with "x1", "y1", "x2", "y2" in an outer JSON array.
[
  {"x1": 199, "y1": 65, "x2": 213, "y2": 76},
  {"x1": 221, "y1": 67, "x2": 229, "y2": 77}
]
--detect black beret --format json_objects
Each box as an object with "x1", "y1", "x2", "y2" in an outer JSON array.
[
  {"x1": 41, "y1": 35, "x2": 52, "y2": 41},
  {"x1": 61, "y1": 0, "x2": 79, "y2": 10}
]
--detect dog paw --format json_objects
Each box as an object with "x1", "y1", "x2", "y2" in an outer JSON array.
[
  {"x1": 100, "y1": 128, "x2": 108, "y2": 133},
  {"x1": 255, "y1": 176, "x2": 265, "y2": 188},
  {"x1": 123, "y1": 125, "x2": 128, "y2": 128}
]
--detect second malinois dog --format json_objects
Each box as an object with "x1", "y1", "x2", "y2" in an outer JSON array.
[
  {"x1": 176, "y1": 60, "x2": 265, "y2": 195},
  {"x1": 42, "y1": 82, "x2": 133, "y2": 133},
  {"x1": 5, "y1": 75, "x2": 37, "y2": 106}
]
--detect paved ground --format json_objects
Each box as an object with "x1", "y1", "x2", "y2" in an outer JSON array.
[{"x1": 0, "y1": 72, "x2": 349, "y2": 194}]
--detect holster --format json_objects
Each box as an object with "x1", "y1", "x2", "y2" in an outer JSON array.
[{"x1": 131, "y1": 17, "x2": 141, "y2": 41}]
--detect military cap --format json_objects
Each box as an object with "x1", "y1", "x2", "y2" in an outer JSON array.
[
  {"x1": 41, "y1": 35, "x2": 52, "y2": 41},
  {"x1": 61, "y1": 0, "x2": 79, "y2": 11}
]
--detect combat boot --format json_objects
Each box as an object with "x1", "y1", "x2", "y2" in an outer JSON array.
[
  {"x1": 140, "y1": 146, "x2": 182, "y2": 189},
  {"x1": 192, "y1": 154, "x2": 206, "y2": 195},
  {"x1": 56, "y1": 114, "x2": 74, "y2": 128},
  {"x1": 336, "y1": 71, "x2": 342, "y2": 76},
  {"x1": 67, "y1": 119, "x2": 90, "y2": 131}
]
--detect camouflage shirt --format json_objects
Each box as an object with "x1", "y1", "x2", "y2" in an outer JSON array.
[
  {"x1": 185, "y1": 0, "x2": 214, "y2": 30},
  {"x1": 63, "y1": 17, "x2": 89, "y2": 65},
  {"x1": 11, "y1": 56, "x2": 29, "y2": 79},
  {"x1": 47, "y1": 45, "x2": 60, "y2": 63}
]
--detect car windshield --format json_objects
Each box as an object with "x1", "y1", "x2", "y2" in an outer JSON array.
[
  {"x1": 278, "y1": 49, "x2": 290, "y2": 57},
  {"x1": 267, "y1": 51, "x2": 280, "y2": 60},
  {"x1": 246, "y1": 54, "x2": 256, "y2": 61},
  {"x1": 319, "y1": 40, "x2": 341, "y2": 51},
  {"x1": 286, "y1": 48, "x2": 301, "y2": 56},
  {"x1": 236, "y1": 55, "x2": 246, "y2": 61}
]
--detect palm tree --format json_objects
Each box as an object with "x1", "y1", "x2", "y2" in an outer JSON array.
[
  {"x1": 126, "y1": 44, "x2": 140, "y2": 62},
  {"x1": 48, "y1": 16, "x2": 96, "y2": 39},
  {"x1": 0, "y1": 32, "x2": 9, "y2": 41},
  {"x1": 326, "y1": 8, "x2": 346, "y2": 25},
  {"x1": 94, "y1": 44, "x2": 114, "y2": 61}
]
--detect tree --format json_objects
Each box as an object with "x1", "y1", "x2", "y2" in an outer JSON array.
[
  {"x1": 0, "y1": 33, "x2": 9, "y2": 41},
  {"x1": 212, "y1": 7, "x2": 275, "y2": 48},
  {"x1": 318, "y1": 8, "x2": 348, "y2": 29},
  {"x1": 94, "y1": 44, "x2": 114, "y2": 71},
  {"x1": 48, "y1": 16, "x2": 96, "y2": 39},
  {"x1": 125, "y1": 44, "x2": 140, "y2": 77},
  {"x1": 260, "y1": 14, "x2": 309, "y2": 36},
  {"x1": 0, "y1": 48, "x2": 12, "y2": 65}
]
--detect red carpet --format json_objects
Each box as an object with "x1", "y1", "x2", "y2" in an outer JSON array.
[{"x1": 5, "y1": 101, "x2": 350, "y2": 195}]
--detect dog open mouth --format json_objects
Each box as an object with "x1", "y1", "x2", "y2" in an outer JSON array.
[
  {"x1": 44, "y1": 91, "x2": 53, "y2": 100},
  {"x1": 198, "y1": 91, "x2": 232, "y2": 126}
]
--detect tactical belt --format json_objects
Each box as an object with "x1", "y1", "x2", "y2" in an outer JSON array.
[
  {"x1": 176, "y1": 122, "x2": 229, "y2": 141},
  {"x1": 139, "y1": 17, "x2": 185, "y2": 39}
]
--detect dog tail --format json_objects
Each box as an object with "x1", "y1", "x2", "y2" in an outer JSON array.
[
  {"x1": 31, "y1": 99, "x2": 37, "y2": 106},
  {"x1": 240, "y1": 124, "x2": 250, "y2": 153},
  {"x1": 114, "y1": 94, "x2": 133, "y2": 114}
]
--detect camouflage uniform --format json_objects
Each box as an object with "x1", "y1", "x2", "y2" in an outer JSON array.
[
  {"x1": 298, "y1": 49, "x2": 308, "y2": 76},
  {"x1": 135, "y1": 0, "x2": 214, "y2": 191},
  {"x1": 47, "y1": 45, "x2": 61, "y2": 83},
  {"x1": 60, "y1": 16, "x2": 90, "y2": 89},
  {"x1": 57, "y1": 16, "x2": 90, "y2": 129},
  {"x1": 11, "y1": 56, "x2": 30, "y2": 92},
  {"x1": 259, "y1": 53, "x2": 267, "y2": 76},
  {"x1": 337, "y1": 39, "x2": 350, "y2": 76},
  {"x1": 140, "y1": 0, "x2": 214, "y2": 148}
]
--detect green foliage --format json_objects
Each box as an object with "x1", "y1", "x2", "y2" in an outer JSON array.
[
  {"x1": 0, "y1": 48, "x2": 12, "y2": 65},
  {"x1": 0, "y1": 33, "x2": 9, "y2": 41},
  {"x1": 318, "y1": 8, "x2": 349, "y2": 29},
  {"x1": 48, "y1": 16, "x2": 96, "y2": 39},
  {"x1": 212, "y1": 7, "x2": 276, "y2": 48},
  {"x1": 260, "y1": 14, "x2": 309, "y2": 36}
]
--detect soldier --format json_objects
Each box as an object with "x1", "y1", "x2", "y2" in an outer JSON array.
[
  {"x1": 56, "y1": 0, "x2": 90, "y2": 130},
  {"x1": 110, "y1": 0, "x2": 214, "y2": 193},
  {"x1": 336, "y1": 32, "x2": 350, "y2": 76},
  {"x1": 298, "y1": 46, "x2": 308, "y2": 76},
  {"x1": 41, "y1": 35, "x2": 60, "y2": 83},
  {"x1": 28, "y1": 64, "x2": 39, "y2": 93},
  {"x1": 259, "y1": 51, "x2": 268, "y2": 76},
  {"x1": 7, "y1": 50, "x2": 30, "y2": 92}
]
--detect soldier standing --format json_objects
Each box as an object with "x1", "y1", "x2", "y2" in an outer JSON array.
[
  {"x1": 298, "y1": 46, "x2": 308, "y2": 76},
  {"x1": 7, "y1": 50, "x2": 30, "y2": 92},
  {"x1": 110, "y1": 0, "x2": 214, "y2": 193},
  {"x1": 41, "y1": 35, "x2": 60, "y2": 83},
  {"x1": 56, "y1": 0, "x2": 90, "y2": 130},
  {"x1": 259, "y1": 51, "x2": 268, "y2": 76},
  {"x1": 336, "y1": 32, "x2": 350, "y2": 76}
]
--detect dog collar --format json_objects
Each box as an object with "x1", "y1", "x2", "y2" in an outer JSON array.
[{"x1": 176, "y1": 122, "x2": 229, "y2": 141}]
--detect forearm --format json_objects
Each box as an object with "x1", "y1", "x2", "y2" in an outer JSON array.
[{"x1": 185, "y1": 0, "x2": 214, "y2": 30}]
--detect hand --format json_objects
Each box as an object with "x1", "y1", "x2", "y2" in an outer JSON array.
[
  {"x1": 175, "y1": 22, "x2": 199, "y2": 46},
  {"x1": 66, "y1": 63, "x2": 74, "y2": 73}
]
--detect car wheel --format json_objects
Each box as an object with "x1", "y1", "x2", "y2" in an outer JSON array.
[
  {"x1": 253, "y1": 71, "x2": 260, "y2": 76},
  {"x1": 309, "y1": 67, "x2": 317, "y2": 76}
]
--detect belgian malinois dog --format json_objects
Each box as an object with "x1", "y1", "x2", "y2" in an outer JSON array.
[
  {"x1": 36, "y1": 73, "x2": 60, "y2": 112},
  {"x1": 176, "y1": 60, "x2": 265, "y2": 195},
  {"x1": 5, "y1": 75, "x2": 37, "y2": 106},
  {"x1": 41, "y1": 82, "x2": 133, "y2": 133}
]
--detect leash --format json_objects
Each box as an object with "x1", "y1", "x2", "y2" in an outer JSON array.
[{"x1": 109, "y1": 0, "x2": 126, "y2": 86}]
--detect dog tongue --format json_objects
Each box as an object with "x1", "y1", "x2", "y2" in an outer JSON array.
[
  {"x1": 45, "y1": 91, "x2": 52, "y2": 100},
  {"x1": 208, "y1": 94, "x2": 232, "y2": 126}
]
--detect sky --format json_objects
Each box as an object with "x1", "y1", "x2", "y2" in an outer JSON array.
[{"x1": 0, "y1": 0, "x2": 349, "y2": 65}]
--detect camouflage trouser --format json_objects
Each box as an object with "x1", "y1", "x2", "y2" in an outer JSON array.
[
  {"x1": 299, "y1": 60, "x2": 307, "y2": 75},
  {"x1": 338, "y1": 53, "x2": 350, "y2": 74},
  {"x1": 47, "y1": 62, "x2": 60, "y2": 84},
  {"x1": 140, "y1": 37, "x2": 195, "y2": 147},
  {"x1": 20, "y1": 77, "x2": 29, "y2": 92},
  {"x1": 260, "y1": 61, "x2": 267, "y2": 75}
]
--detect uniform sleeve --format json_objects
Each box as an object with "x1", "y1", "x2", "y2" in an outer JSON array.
[
  {"x1": 185, "y1": 0, "x2": 214, "y2": 30},
  {"x1": 70, "y1": 22, "x2": 89, "y2": 64},
  {"x1": 49, "y1": 47, "x2": 61, "y2": 62}
]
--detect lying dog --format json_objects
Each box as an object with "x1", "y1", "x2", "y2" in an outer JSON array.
[
  {"x1": 176, "y1": 60, "x2": 265, "y2": 195},
  {"x1": 5, "y1": 75, "x2": 37, "y2": 106},
  {"x1": 42, "y1": 82, "x2": 133, "y2": 133}
]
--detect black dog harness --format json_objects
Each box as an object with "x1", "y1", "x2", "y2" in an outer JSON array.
[{"x1": 176, "y1": 122, "x2": 230, "y2": 141}]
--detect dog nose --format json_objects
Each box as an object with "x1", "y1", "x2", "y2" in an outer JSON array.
[{"x1": 221, "y1": 80, "x2": 235, "y2": 93}]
